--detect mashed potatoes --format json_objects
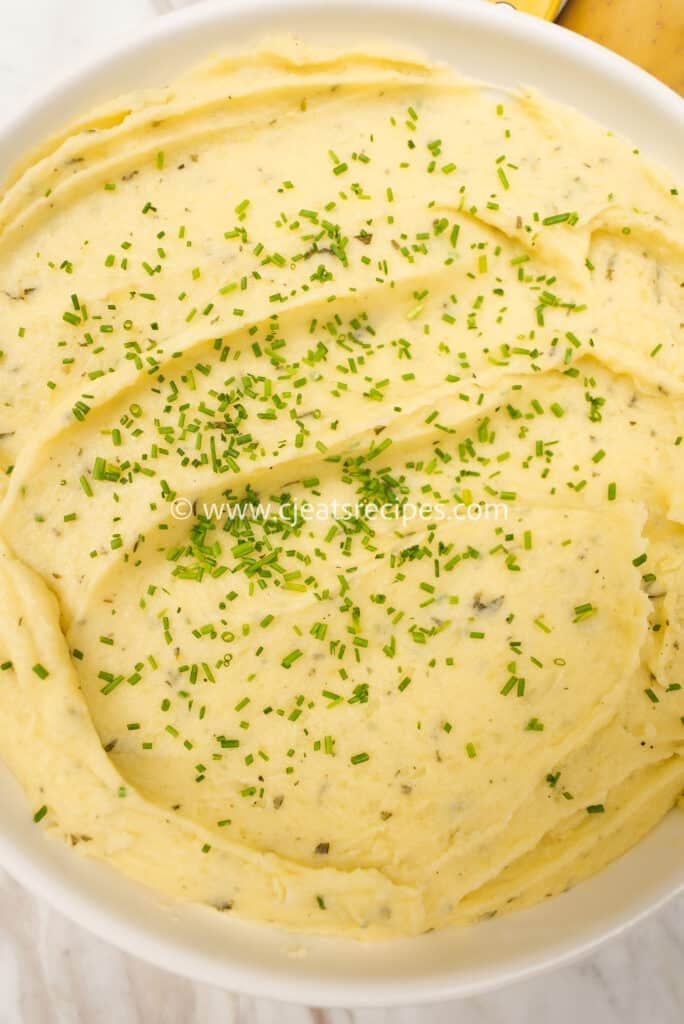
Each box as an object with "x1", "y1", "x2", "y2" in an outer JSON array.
[{"x1": 0, "y1": 39, "x2": 682, "y2": 938}]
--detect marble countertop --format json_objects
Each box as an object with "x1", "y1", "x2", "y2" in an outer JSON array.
[{"x1": 0, "y1": 1, "x2": 682, "y2": 1021}]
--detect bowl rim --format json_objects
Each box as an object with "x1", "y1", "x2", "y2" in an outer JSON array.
[
  {"x1": 1, "y1": 0, "x2": 683, "y2": 170},
  {"x1": 0, "y1": 0, "x2": 683, "y2": 1006},
  {"x1": 2, "y1": 810, "x2": 683, "y2": 1006}
]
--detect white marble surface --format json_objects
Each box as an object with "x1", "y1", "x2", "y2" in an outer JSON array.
[{"x1": 0, "y1": 1, "x2": 682, "y2": 1021}]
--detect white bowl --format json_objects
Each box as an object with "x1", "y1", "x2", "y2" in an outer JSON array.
[{"x1": 0, "y1": 0, "x2": 682, "y2": 1006}]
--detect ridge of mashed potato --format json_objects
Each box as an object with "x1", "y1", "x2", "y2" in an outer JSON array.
[{"x1": 0, "y1": 38, "x2": 682, "y2": 938}]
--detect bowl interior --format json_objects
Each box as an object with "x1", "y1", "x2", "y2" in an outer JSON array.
[{"x1": 0, "y1": 0, "x2": 682, "y2": 1007}]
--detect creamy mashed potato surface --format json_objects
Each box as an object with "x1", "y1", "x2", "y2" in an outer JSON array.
[{"x1": 0, "y1": 39, "x2": 683, "y2": 938}]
